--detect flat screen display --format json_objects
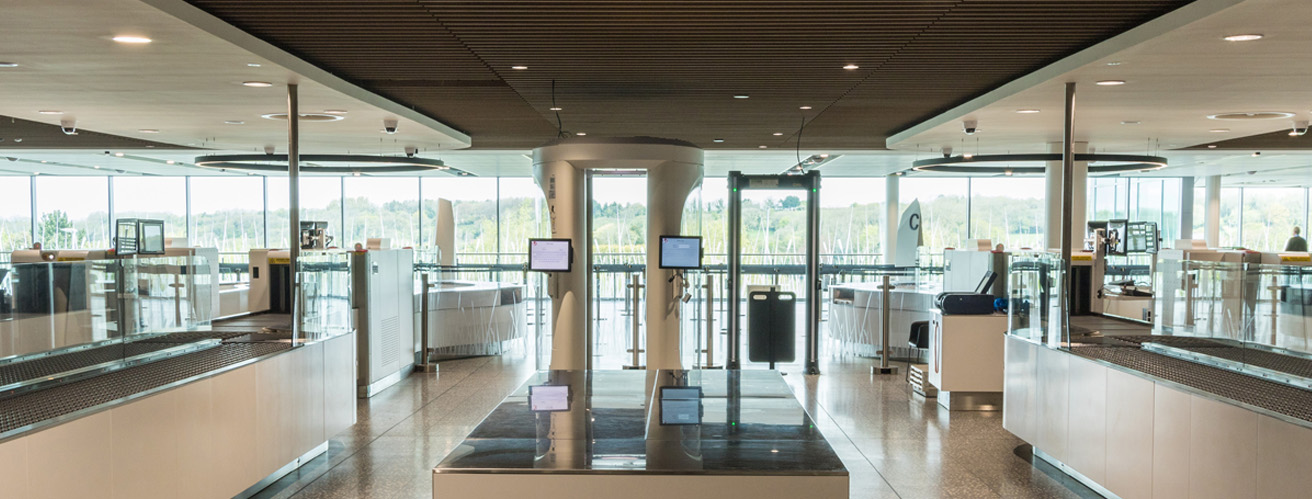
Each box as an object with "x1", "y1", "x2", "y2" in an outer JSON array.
[
  {"x1": 140, "y1": 220, "x2": 166, "y2": 255},
  {"x1": 659, "y1": 236, "x2": 702, "y2": 269},
  {"x1": 528, "y1": 385, "x2": 570, "y2": 412},
  {"x1": 529, "y1": 239, "x2": 573, "y2": 272},
  {"x1": 659, "y1": 386, "x2": 702, "y2": 425}
]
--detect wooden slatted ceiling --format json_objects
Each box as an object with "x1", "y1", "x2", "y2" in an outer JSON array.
[{"x1": 185, "y1": 0, "x2": 1194, "y2": 149}]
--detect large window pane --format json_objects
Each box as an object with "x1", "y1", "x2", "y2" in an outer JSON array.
[
  {"x1": 1161, "y1": 178, "x2": 1181, "y2": 243},
  {"x1": 1242, "y1": 187, "x2": 1307, "y2": 251},
  {"x1": 0, "y1": 176, "x2": 32, "y2": 251},
  {"x1": 971, "y1": 177, "x2": 1044, "y2": 250},
  {"x1": 820, "y1": 177, "x2": 884, "y2": 264},
  {"x1": 592, "y1": 176, "x2": 647, "y2": 262},
  {"x1": 422, "y1": 177, "x2": 498, "y2": 262},
  {"x1": 1220, "y1": 188, "x2": 1241, "y2": 247},
  {"x1": 191, "y1": 176, "x2": 265, "y2": 252},
  {"x1": 343, "y1": 177, "x2": 418, "y2": 249},
  {"x1": 498, "y1": 178, "x2": 548, "y2": 263},
  {"x1": 695, "y1": 178, "x2": 728, "y2": 260},
  {"x1": 35, "y1": 176, "x2": 109, "y2": 249},
  {"x1": 901, "y1": 177, "x2": 968, "y2": 252},
  {"x1": 112, "y1": 177, "x2": 186, "y2": 238},
  {"x1": 267, "y1": 177, "x2": 342, "y2": 249}
]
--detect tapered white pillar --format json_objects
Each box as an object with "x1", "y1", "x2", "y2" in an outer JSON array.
[
  {"x1": 884, "y1": 174, "x2": 899, "y2": 263},
  {"x1": 533, "y1": 137, "x2": 703, "y2": 371},
  {"x1": 1205, "y1": 175, "x2": 1222, "y2": 247},
  {"x1": 1045, "y1": 142, "x2": 1088, "y2": 250}
]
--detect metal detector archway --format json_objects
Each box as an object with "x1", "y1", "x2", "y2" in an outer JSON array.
[{"x1": 726, "y1": 170, "x2": 822, "y2": 374}]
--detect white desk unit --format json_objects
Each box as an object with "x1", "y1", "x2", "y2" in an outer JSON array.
[{"x1": 928, "y1": 310, "x2": 1008, "y2": 410}]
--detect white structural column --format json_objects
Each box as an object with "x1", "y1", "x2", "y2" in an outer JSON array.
[
  {"x1": 1045, "y1": 142, "x2": 1088, "y2": 250},
  {"x1": 1204, "y1": 175, "x2": 1222, "y2": 247},
  {"x1": 884, "y1": 173, "x2": 900, "y2": 263},
  {"x1": 1179, "y1": 177, "x2": 1195, "y2": 241},
  {"x1": 646, "y1": 159, "x2": 703, "y2": 370},
  {"x1": 532, "y1": 155, "x2": 589, "y2": 370},
  {"x1": 533, "y1": 138, "x2": 703, "y2": 371}
]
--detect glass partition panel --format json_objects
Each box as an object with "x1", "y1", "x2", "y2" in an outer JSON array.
[
  {"x1": 1241, "y1": 187, "x2": 1307, "y2": 252},
  {"x1": 819, "y1": 177, "x2": 884, "y2": 265},
  {"x1": 112, "y1": 177, "x2": 186, "y2": 238},
  {"x1": 267, "y1": 177, "x2": 343, "y2": 250},
  {"x1": 297, "y1": 250, "x2": 351, "y2": 340},
  {"x1": 1007, "y1": 252, "x2": 1066, "y2": 346},
  {"x1": 0, "y1": 176, "x2": 32, "y2": 252},
  {"x1": 34, "y1": 176, "x2": 110, "y2": 250},
  {"x1": 498, "y1": 178, "x2": 549, "y2": 263}
]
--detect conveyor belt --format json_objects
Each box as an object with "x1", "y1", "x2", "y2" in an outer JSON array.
[
  {"x1": 1072, "y1": 345, "x2": 1312, "y2": 423},
  {"x1": 1113, "y1": 336, "x2": 1312, "y2": 381},
  {"x1": 0, "y1": 340, "x2": 291, "y2": 436}
]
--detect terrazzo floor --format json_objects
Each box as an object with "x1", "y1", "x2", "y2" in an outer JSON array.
[{"x1": 251, "y1": 353, "x2": 1097, "y2": 499}]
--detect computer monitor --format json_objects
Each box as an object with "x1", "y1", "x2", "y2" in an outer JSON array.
[
  {"x1": 528, "y1": 239, "x2": 573, "y2": 272},
  {"x1": 659, "y1": 235, "x2": 702, "y2": 269},
  {"x1": 139, "y1": 220, "x2": 165, "y2": 255},
  {"x1": 659, "y1": 386, "x2": 702, "y2": 425},
  {"x1": 528, "y1": 385, "x2": 570, "y2": 412}
]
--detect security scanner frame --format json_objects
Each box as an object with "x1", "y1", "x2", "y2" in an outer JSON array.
[{"x1": 726, "y1": 170, "x2": 822, "y2": 374}]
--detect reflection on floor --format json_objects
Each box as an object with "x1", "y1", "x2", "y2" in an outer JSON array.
[{"x1": 252, "y1": 354, "x2": 1098, "y2": 499}]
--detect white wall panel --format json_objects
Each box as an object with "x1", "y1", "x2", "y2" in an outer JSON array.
[
  {"x1": 1103, "y1": 367, "x2": 1154, "y2": 499},
  {"x1": 1035, "y1": 345, "x2": 1070, "y2": 462},
  {"x1": 210, "y1": 363, "x2": 260, "y2": 497},
  {"x1": 174, "y1": 379, "x2": 219, "y2": 499},
  {"x1": 1256, "y1": 414, "x2": 1312, "y2": 498},
  {"x1": 1151, "y1": 384, "x2": 1191, "y2": 499},
  {"x1": 1189, "y1": 396, "x2": 1257, "y2": 499},
  {"x1": 0, "y1": 435, "x2": 29, "y2": 498},
  {"x1": 111, "y1": 389, "x2": 182, "y2": 499},
  {"x1": 1003, "y1": 337, "x2": 1038, "y2": 441},
  {"x1": 26, "y1": 411, "x2": 114, "y2": 499},
  {"x1": 1065, "y1": 357, "x2": 1107, "y2": 484}
]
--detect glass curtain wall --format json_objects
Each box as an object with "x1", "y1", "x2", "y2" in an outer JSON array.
[
  {"x1": 267, "y1": 176, "x2": 343, "y2": 249},
  {"x1": 970, "y1": 177, "x2": 1044, "y2": 250},
  {"x1": 498, "y1": 178, "x2": 549, "y2": 266},
  {"x1": 0, "y1": 177, "x2": 32, "y2": 251},
  {"x1": 901, "y1": 177, "x2": 969, "y2": 250},
  {"x1": 421, "y1": 177, "x2": 499, "y2": 263},
  {"x1": 343, "y1": 177, "x2": 420, "y2": 248},
  {"x1": 819, "y1": 177, "x2": 884, "y2": 264},
  {"x1": 34, "y1": 176, "x2": 110, "y2": 249},
  {"x1": 112, "y1": 177, "x2": 187, "y2": 238},
  {"x1": 1241, "y1": 187, "x2": 1307, "y2": 251},
  {"x1": 190, "y1": 176, "x2": 265, "y2": 252}
]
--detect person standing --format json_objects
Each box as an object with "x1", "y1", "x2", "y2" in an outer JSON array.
[{"x1": 1285, "y1": 226, "x2": 1308, "y2": 252}]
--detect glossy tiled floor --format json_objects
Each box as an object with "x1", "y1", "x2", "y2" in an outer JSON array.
[{"x1": 252, "y1": 353, "x2": 1096, "y2": 499}]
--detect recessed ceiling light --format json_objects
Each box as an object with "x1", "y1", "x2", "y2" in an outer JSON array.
[
  {"x1": 734, "y1": 95, "x2": 750, "y2": 99},
  {"x1": 224, "y1": 120, "x2": 245, "y2": 125},
  {"x1": 713, "y1": 138, "x2": 725, "y2": 143},
  {"x1": 1209, "y1": 128, "x2": 1231, "y2": 133},
  {"x1": 1208, "y1": 112, "x2": 1295, "y2": 121},
  {"x1": 963, "y1": 153, "x2": 974, "y2": 159},
  {"x1": 93, "y1": 165, "x2": 100, "y2": 169},
  {"x1": 40, "y1": 160, "x2": 47, "y2": 163},
  {"x1": 37, "y1": 110, "x2": 63, "y2": 115},
  {"x1": 0, "y1": 62, "x2": 18, "y2": 68},
  {"x1": 1223, "y1": 34, "x2": 1263, "y2": 42},
  {"x1": 1120, "y1": 121, "x2": 1141, "y2": 125},
  {"x1": 759, "y1": 145, "x2": 768, "y2": 149},
  {"x1": 1252, "y1": 152, "x2": 1262, "y2": 157},
  {"x1": 261, "y1": 112, "x2": 344, "y2": 121},
  {"x1": 1208, "y1": 145, "x2": 1218, "y2": 148},
  {"x1": 242, "y1": 81, "x2": 273, "y2": 88},
  {"x1": 322, "y1": 109, "x2": 348, "y2": 115},
  {"x1": 576, "y1": 132, "x2": 586, "y2": 136},
  {"x1": 1016, "y1": 109, "x2": 1041, "y2": 114},
  {"x1": 1105, "y1": 61, "x2": 1123, "y2": 66},
  {"x1": 166, "y1": 160, "x2": 175, "y2": 165},
  {"x1": 773, "y1": 132, "x2": 783, "y2": 136},
  {"x1": 549, "y1": 107, "x2": 562, "y2": 111},
  {"x1": 114, "y1": 152, "x2": 124, "y2": 157},
  {"x1": 1096, "y1": 80, "x2": 1126, "y2": 86},
  {"x1": 843, "y1": 64, "x2": 859, "y2": 70},
  {"x1": 138, "y1": 129, "x2": 159, "y2": 133},
  {"x1": 112, "y1": 35, "x2": 152, "y2": 44},
  {"x1": 247, "y1": 63, "x2": 262, "y2": 67},
  {"x1": 511, "y1": 65, "x2": 528, "y2": 70},
  {"x1": 799, "y1": 106, "x2": 812, "y2": 110}
]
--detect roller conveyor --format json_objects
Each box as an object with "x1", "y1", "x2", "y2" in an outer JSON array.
[
  {"x1": 1072, "y1": 344, "x2": 1312, "y2": 423},
  {"x1": 0, "y1": 334, "x2": 292, "y2": 438},
  {"x1": 0, "y1": 332, "x2": 248, "y2": 389}
]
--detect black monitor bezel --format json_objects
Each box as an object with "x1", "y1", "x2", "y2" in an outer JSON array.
[
  {"x1": 657, "y1": 235, "x2": 704, "y2": 270},
  {"x1": 658, "y1": 385, "x2": 703, "y2": 425},
  {"x1": 528, "y1": 238, "x2": 574, "y2": 272}
]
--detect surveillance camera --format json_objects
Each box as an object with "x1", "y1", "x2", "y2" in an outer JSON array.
[
  {"x1": 1293, "y1": 121, "x2": 1310, "y2": 136},
  {"x1": 941, "y1": 146, "x2": 953, "y2": 158},
  {"x1": 962, "y1": 120, "x2": 978, "y2": 135},
  {"x1": 60, "y1": 118, "x2": 77, "y2": 135},
  {"x1": 264, "y1": 145, "x2": 275, "y2": 155},
  {"x1": 6, "y1": 157, "x2": 17, "y2": 162},
  {"x1": 404, "y1": 146, "x2": 418, "y2": 158},
  {"x1": 383, "y1": 118, "x2": 399, "y2": 134}
]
